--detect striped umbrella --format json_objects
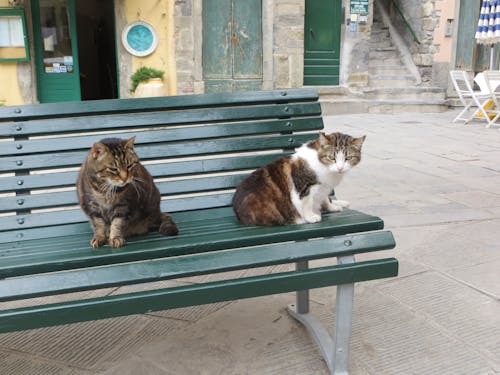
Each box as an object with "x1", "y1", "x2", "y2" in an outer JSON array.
[{"x1": 476, "y1": 0, "x2": 500, "y2": 68}]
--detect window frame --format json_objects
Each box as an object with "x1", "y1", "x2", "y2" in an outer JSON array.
[{"x1": 0, "y1": 7, "x2": 30, "y2": 62}]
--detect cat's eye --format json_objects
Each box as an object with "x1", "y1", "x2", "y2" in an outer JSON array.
[
  {"x1": 106, "y1": 167, "x2": 119, "y2": 174},
  {"x1": 327, "y1": 156, "x2": 336, "y2": 162},
  {"x1": 127, "y1": 162, "x2": 137, "y2": 170}
]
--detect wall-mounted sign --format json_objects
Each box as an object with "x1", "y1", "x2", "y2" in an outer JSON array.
[
  {"x1": 121, "y1": 21, "x2": 158, "y2": 57},
  {"x1": 350, "y1": 0, "x2": 368, "y2": 14}
]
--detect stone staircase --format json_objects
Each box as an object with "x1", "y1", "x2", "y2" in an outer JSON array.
[{"x1": 320, "y1": 2, "x2": 448, "y2": 115}]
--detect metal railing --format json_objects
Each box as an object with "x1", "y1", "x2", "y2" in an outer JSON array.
[{"x1": 389, "y1": 0, "x2": 421, "y2": 44}]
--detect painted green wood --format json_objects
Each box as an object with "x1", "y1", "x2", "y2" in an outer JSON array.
[
  {"x1": 1, "y1": 174, "x2": 248, "y2": 212},
  {"x1": 3, "y1": 133, "x2": 315, "y2": 173},
  {"x1": 304, "y1": 0, "x2": 342, "y2": 86},
  {"x1": 232, "y1": 0, "x2": 262, "y2": 79},
  {"x1": 0, "y1": 208, "x2": 385, "y2": 275},
  {"x1": 202, "y1": 0, "x2": 232, "y2": 79},
  {"x1": 1, "y1": 153, "x2": 289, "y2": 193},
  {"x1": 454, "y1": 1, "x2": 499, "y2": 71},
  {"x1": 0, "y1": 89, "x2": 319, "y2": 121},
  {"x1": 1, "y1": 116, "x2": 322, "y2": 157},
  {"x1": 203, "y1": 0, "x2": 262, "y2": 93},
  {"x1": 0, "y1": 258, "x2": 398, "y2": 333},
  {"x1": 0, "y1": 231, "x2": 395, "y2": 301},
  {"x1": 2, "y1": 102, "x2": 320, "y2": 141},
  {"x1": 31, "y1": 0, "x2": 81, "y2": 102}
]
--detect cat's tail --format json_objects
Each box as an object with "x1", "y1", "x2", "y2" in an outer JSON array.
[{"x1": 159, "y1": 213, "x2": 179, "y2": 236}]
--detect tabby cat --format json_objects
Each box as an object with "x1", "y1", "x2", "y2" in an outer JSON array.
[
  {"x1": 77, "y1": 137, "x2": 178, "y2": 248},
  {"x1": 232, "y1": 132, "x2": 365, "y2": 226}
]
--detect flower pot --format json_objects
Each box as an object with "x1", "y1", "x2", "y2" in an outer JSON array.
[{"x1": 134, "y1": 78, "x2": 167, "y2": 98}]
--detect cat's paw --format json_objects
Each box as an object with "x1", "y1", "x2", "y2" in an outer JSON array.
[
  {"x1": 327, "y1": 200, "x2": 350, "y2": 212},
  {"x1": 304, "y1": 213, "x2": 322, "y2": 223},
  {"x1": 109, "y1": 237, "x2": 126, "y2": 248},
  {"x1": 90, "y1": 236, "x2": 107, "y2": 248},
  {"x1": 159, "y1": 221, "x2": 179, "y2": 236}
]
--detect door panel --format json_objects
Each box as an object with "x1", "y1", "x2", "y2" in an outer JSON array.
[
  {"x1": 232, "y1": 0, "x2": 262, "y2": 79},
  {"x1": 456, "y1": 0, "x2": 500, "y2": 72},
  {"x1": 32, "y1": 0, "x2": 80, "y2": 102},
  {"x1": 202, "y1": 0, "x2": 232, "y2": 80},
  {"x1": 203, "y1": 0, "x2": 262, "y2": 93},
  {"x1": 304, "y1": 0, "x2": 341, "y2": 85}
]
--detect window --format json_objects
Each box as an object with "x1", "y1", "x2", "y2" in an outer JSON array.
[{"x1": 0, "y1": 8, "x2": 30, "y2": 62}]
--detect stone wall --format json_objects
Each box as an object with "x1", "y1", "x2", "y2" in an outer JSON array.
[
  {"x1": 174, "y1": 0, "x2": 195, "y2": 94},
  {"x1": 386, "y1": 0, "x2": 439, "y2": 84},
  {"x1": 272, "y1": 0, "x2": 304, "y2": 89},
  {"x1": 173, "y1": 0, "x2": 306, "y2": 94}
]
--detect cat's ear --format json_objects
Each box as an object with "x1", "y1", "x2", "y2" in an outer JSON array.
[
  {"x1": 352, "y1": 135, "x2": 366, "y2": 149},
  {"x1": 124, "y1": 136, "x2": 136, "y2": 150},
  {"x1": 318, "y1": 132, "x2": 329, "y2": 145},
  {"x1": 91, "y1": 142, "x2": 108, "y2": 160}
]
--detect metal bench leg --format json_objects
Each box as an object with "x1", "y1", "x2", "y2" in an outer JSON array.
[
  {"x1": 332, "y1": 255, "x2": 355, "y2": 375},
  {"x1": 296, "y1": 260, "x2": 310, "y2": 314},
  {"x1": 287, "y1": 255, "x2": 355, "y2": 375}
]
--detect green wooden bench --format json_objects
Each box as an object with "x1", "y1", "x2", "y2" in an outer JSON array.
[{"x1": 0, "y1": 88, "x2": 397, "y2": 374}]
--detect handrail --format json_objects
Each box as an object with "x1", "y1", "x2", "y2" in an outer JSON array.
[{"x1": 389, "y1": 0, "x2": 421, "y2": 44}]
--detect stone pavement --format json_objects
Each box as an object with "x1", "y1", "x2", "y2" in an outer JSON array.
[{"x1": 0, "y1": 110, "x2": 499, "y2": 374}]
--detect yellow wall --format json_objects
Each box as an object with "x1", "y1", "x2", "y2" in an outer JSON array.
[
  {"x1": 124, "y1": 0, "x2": 177, "y2": 95},
  {"x1": 0, "y1": 0, "x2": 24, "y2": 106}
]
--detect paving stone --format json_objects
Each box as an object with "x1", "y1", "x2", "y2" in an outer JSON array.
[
  {"x1": 379, "y1": 271, "x2": 500, "y2": 364},
  {"x1": 446, "y1": 258, "x2": 500, "y2": 299}
]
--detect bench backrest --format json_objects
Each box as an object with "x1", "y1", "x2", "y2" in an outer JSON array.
[{"x1": 0, "y1": 89, "x2": 323, "y2": 243}]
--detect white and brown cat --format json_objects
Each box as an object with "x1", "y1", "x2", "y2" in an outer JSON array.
[{"x1": 232, "y1": 132, "x2": 366, "y2": 226}]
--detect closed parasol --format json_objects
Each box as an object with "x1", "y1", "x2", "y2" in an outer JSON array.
[{"x1": 476, "y1": 0, "x2": 500, "y2": 68}]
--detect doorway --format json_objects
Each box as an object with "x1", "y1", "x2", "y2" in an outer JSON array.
[
  {"x1": 202, "y1": 0, "x2": 263, "y2": 93},
  {"x1": 304, "y1": 0, "x2": 342, "y2": 85},
  {"x1": 76, "y1": 0, "x2": 117, "y2": 100},
  {"x1": 32, "y1": 0, "x2": 117, "y2": 103},
  {"x1": 455, "y1": 0, "x2": 499, "y2": 73}
]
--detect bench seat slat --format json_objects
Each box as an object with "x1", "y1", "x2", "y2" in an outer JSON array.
[
  {"x1": 3, "y1": 134, "x2": 315, "y2": 173},
  {"x1": 0, "y1": 153, "x2": 287, "y2": 193},
  {"x1": 0, "y1": 208, "x2": 385, "y2": 278},
  {"x1": 0, "y1": 231, "x2": 396, "y2": 302},
  {"x1": 3, "y1": 115, "x2": 322, "y2": 156},
  {"x1": 0, "y1": 174, "x2": 247, "y2": 213},
  {"x1": 1, "y1": 194, "x2": 238, "y2": 232},
  {"x1": 0, "y1": 258, "x2": 398, "y2": 334},
  {"x1": 0, "y1": 89, "x2": 319, "y2": 122},
  {"x1": 3, "y1": 102, "x2": 320, "y2": 139}
]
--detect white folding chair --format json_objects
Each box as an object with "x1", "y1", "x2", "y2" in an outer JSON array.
[
  {"x1": 483, "y1": 70, "x2": 500, "y2": 128},
  {"x1": 449, "y1": 70, "x2": 492, "y2": 124}
]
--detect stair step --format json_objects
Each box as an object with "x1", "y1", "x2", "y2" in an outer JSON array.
[
  {"x1": 369, "y1": 77, "x2": 416, "y2": 87},
  {"x1": 369, "y1": 66, "x2": 409, "y2": 75},
  {"x1": 320, "y1": 98, "x2": 449, "y2": 115},
  {"x1": 369, "y1": 58, "x2": 403, "y2": 66},
  {"x1": 369, "y1": 50, "x2": 399, "y2": 60},
  {"x1": 362, "y1": 86, "x2": 446, "y2": 100}
]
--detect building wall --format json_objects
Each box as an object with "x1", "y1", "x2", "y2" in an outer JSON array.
[
  {"x1": 117, "y1": 0, "x2": 177, "y2": 98},
  {"x1": 0, "y1": 0, "x2": 26, "y2": 106}
]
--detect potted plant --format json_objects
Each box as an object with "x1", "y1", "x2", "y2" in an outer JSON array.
[{"x1": 130, "y1": 66, "x2": 167, "y2": 97}]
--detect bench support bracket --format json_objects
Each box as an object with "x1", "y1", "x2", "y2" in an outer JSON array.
[{"x1": 287, "y1": 255, "x2": 355, "y2": 375}]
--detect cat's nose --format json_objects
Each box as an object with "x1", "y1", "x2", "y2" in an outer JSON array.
[
  {"x1": 119, "y1": 170, "x2": 128, "y2": 181},
  {"x1": 337, "y1": 165, "x2": 344, "y2": 172}
]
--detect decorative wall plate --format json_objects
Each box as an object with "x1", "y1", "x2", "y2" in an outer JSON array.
[{"x1": 121, "y1": 20, "x2": 158, "y2": 57}]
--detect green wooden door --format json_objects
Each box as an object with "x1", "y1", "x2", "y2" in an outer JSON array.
[
  {"x1": 456, "y1": 0, "x2": 499, "y2": 72},
  {"x1": 203, "y1": 0, "x2": 262, "y2": 93},
  {"x1": 304, "y1": 0, "x2": 341, "y2": 85},
  {"x1": 32, "y1": 0, "x2": 81, "y2": 102}
]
